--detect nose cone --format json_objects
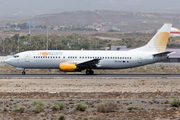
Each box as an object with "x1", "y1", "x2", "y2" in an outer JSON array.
[{"x1": 5, "y1": 59, "x2": 11, "y2": 65}]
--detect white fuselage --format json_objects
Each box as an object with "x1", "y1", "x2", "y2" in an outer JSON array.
[{"x1": 6, "y1": 50, "x2": 167, "y2": 70}]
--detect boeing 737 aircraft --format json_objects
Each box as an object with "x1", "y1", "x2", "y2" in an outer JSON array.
[{"x1": 6, "y1": 23, "x2": 172, "y2": 75}]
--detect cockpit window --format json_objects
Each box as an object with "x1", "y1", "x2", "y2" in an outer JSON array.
[{"x1": 13, "y1": 55, "x2": 19, "y2": 58}]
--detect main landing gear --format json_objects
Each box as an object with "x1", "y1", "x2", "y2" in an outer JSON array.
[
  {"x1": 22, "y1": 70, "x2": 26, "y2": 75},
  {"x1": 86, "y1": 69, "x2": 94, "y2": 75}
]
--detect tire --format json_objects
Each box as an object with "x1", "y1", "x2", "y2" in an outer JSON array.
[
  {"x1": 22, "y1": 71, "x2": 26, "y2": 75},
  {"x1": 90, "y1": 70, "x2": 94, "y2": 75},
  {"x1": 86, "y1": 70, "x2": 90, "y2": 75}
]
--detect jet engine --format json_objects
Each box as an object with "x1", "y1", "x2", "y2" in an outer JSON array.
[{"x1": 60, "y1": 63, "x2": 80, "y2": 72}]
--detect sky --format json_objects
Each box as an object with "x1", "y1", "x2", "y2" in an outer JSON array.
[{"x1": 0, "y1": 0, "x2": 179, "y2": 16}]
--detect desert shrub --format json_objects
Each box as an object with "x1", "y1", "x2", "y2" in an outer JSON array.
[
  {"x1": 32, "y1": 104, "x2": 44, "y2": 113},
  {"x1": 31, "y1": 100, "x2": 45, "y2": 107},
  {"x1": 12, "y1": 104, "x2": 20, "y2": 112},
  {"x1": 58, "y1": 113, "x2": 67, "y2": 120},
  {"x1": 169, "y1": 98, "x2": 180, "y2": 107},
  {"x1": 74, "y1": 103, "x2": 88, "y2": 111},
  {"x1": 127, "y1": 105, "x2": 134, "y2": 110},
  {"x1": 93, "y1": 115, "x2": 109, "y2": 120},
  {"x1": 31, "y1": 100, "x2": 45, "y2": 113},
  {"x1": 50, "y1": 105, "x2": 60, "y2": 111},
  {"x1": 97, "y1": 101, "x2": 118, "y2": 113},
  {"x1": 18, "y1": 106, "x2": 26, "y2": 113},
  {"x1": 3, "y1": 107, "x2": 7, "y2": 112},
  {"x1": 12, "y1": 104, "x2": 26, "y2": 112},
  {"x1": 55, "y1": 101, "x2": 66, "y2": 110}
]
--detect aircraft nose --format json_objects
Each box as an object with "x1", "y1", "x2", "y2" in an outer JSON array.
[{"x1": 5, "y1": 59, "x2": 11, "y2": 65}]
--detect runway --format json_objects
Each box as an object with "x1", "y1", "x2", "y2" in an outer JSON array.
[{"x1": 0, "y1": 74, "x2": 180, "y2": 78}]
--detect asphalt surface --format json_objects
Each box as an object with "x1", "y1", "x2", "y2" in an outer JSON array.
[{"x1": 0, "y1": 74, "x2": 180, "y2": 78}]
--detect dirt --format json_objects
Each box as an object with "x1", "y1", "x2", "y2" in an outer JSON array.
[{"x1": 0, "y1": 78, "x2": 179, "y2": 119}]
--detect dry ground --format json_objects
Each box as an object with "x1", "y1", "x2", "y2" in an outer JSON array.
[{"x1": 0, "y1": 78, "x2": 179, "y2": 119}]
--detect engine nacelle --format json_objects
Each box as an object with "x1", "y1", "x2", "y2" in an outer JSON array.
[{"x1": 60, "y1": 63, "x2": 79, "y2": 72}]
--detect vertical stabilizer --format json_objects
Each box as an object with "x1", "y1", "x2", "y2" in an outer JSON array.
[{"x1": 131, "y1": 23, "x2": 172, "y2": 52}]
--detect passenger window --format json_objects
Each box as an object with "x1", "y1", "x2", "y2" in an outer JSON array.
[
  {"x1": 63, "y1": 56, "x2": 65, "y2": 59},
  {"x1": 59, "y1": 56, "x2": 60, "y2": 58},
  {"x1": 130, "y1": 57, "x2": 131, "y2": 59},
  {"x1": 127, "y1": 57, "x2": 129, "y2": 59},
  {"x1": 125, "y1": 57, "x2": 126, "y2": 59}
]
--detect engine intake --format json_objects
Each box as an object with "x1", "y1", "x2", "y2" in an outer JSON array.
[{"x1": 60, "y1": 63, "x2": 79, "y2": 72}]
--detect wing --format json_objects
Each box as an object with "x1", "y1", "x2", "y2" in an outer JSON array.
[{"x1": 76, "y1": 59, "x2": 101, "y2": 69}]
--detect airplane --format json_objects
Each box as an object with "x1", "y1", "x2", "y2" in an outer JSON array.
[{"x1": 6, "y1": 23, "x2": 172, "y2": 75}]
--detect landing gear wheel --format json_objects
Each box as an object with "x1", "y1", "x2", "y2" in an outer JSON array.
[
  {"x1": 90, "y1": 70, "x2": 94, "y2": 75},
  {"x1": 86, "y1": 70, "x2": 90, "y2": 75},
  {"x1": 86, "y1": 70, "x2": 94, "y2": 75},
  {"x1": 22, "y1": 71, "x2": 26, "y2": 75}
]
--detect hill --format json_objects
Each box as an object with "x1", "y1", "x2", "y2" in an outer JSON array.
[{"x1": 30, "y1": 10, "x2": 180, "y2": 32}]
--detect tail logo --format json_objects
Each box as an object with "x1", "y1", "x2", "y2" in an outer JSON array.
[{"x1": 154, "y1": 32, "x2": 170, "y2": 52}]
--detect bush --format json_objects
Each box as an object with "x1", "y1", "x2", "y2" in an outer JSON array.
[
  {"x1": 58, "y1": 113, "x2": 67, "y2": 120},
  {"x1": 55, "y1": 101, "x2": 66, "y2": 110},
  {"x1": 31, "y1": 100, "x2": 45, "y2": 107},
  {"x1": 12, "y1": 104, "x2": 26, "y2": 112},
  {"x1": 12, "y1": 104, "x2": 20, "y2": 112},
  {"x1": 18, "y1": 106, "x2": 26, "y2": 113},
  {"x1": 97, "y1": 101, "x2": 118, "y2": 113},
  {"x1": 74, "y1": 103, "x2": 88, "y2": 111},
  {"x1": 3, "y1": 108, "x2": 7, "y2": 112},
  {"x1": 127, "y1": 105, "x2": 134, "y2": 110},
  {"x1": 169, "y1": 98, "x2": 180, "y2": 107},
  {"x1": 93, "y1": 115, "x2": 109, "y2": 120},
  {"x1": 50, "y1": 105, "x2": 60, "y2": 111},
  {"x1": 31, "y1": 100, "x2": 45, "y2": 113},
  {"x1": 32, "y1": 104, "x2": 44, "y2": 113}
]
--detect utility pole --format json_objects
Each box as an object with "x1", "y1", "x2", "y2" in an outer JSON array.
[
  {"x1": 2, "y1": 38, "x2": 4, "y2": 52},
  {"x1": 45, "y1": 17, "x2": 49, "y2": 50},
  {"x1": 56, "y1": 39, "x2": 57, "y2": 50},
  {"x1": 11, "y1": 38, "x2": 12, "y2": 52},
  {"x1": 18, "y1": 37, "x2": 19, "y2": 53},
  {"x1": 96, "y1": 40, "x2": 97, "y2": 50}
]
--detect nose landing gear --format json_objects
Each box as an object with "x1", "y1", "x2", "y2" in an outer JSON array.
[
  {"x1": 22, "y1": 71, "x2": 26, "y2": 75},
  {"x1": 86, "y1": 69, "x2": 94, "y2": 75}
]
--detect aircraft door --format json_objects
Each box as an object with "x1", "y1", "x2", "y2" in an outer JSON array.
[
  {"x1": 137, "y1": 55, "x2": 142, "y2": 63},
  {"x1": 25, "y1": 53, "x2": 30, "y2": 62}
]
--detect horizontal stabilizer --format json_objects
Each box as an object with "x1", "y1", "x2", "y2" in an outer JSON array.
[{"x1": 153, "y1": 51, "x2": 173, "y2": 57}]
